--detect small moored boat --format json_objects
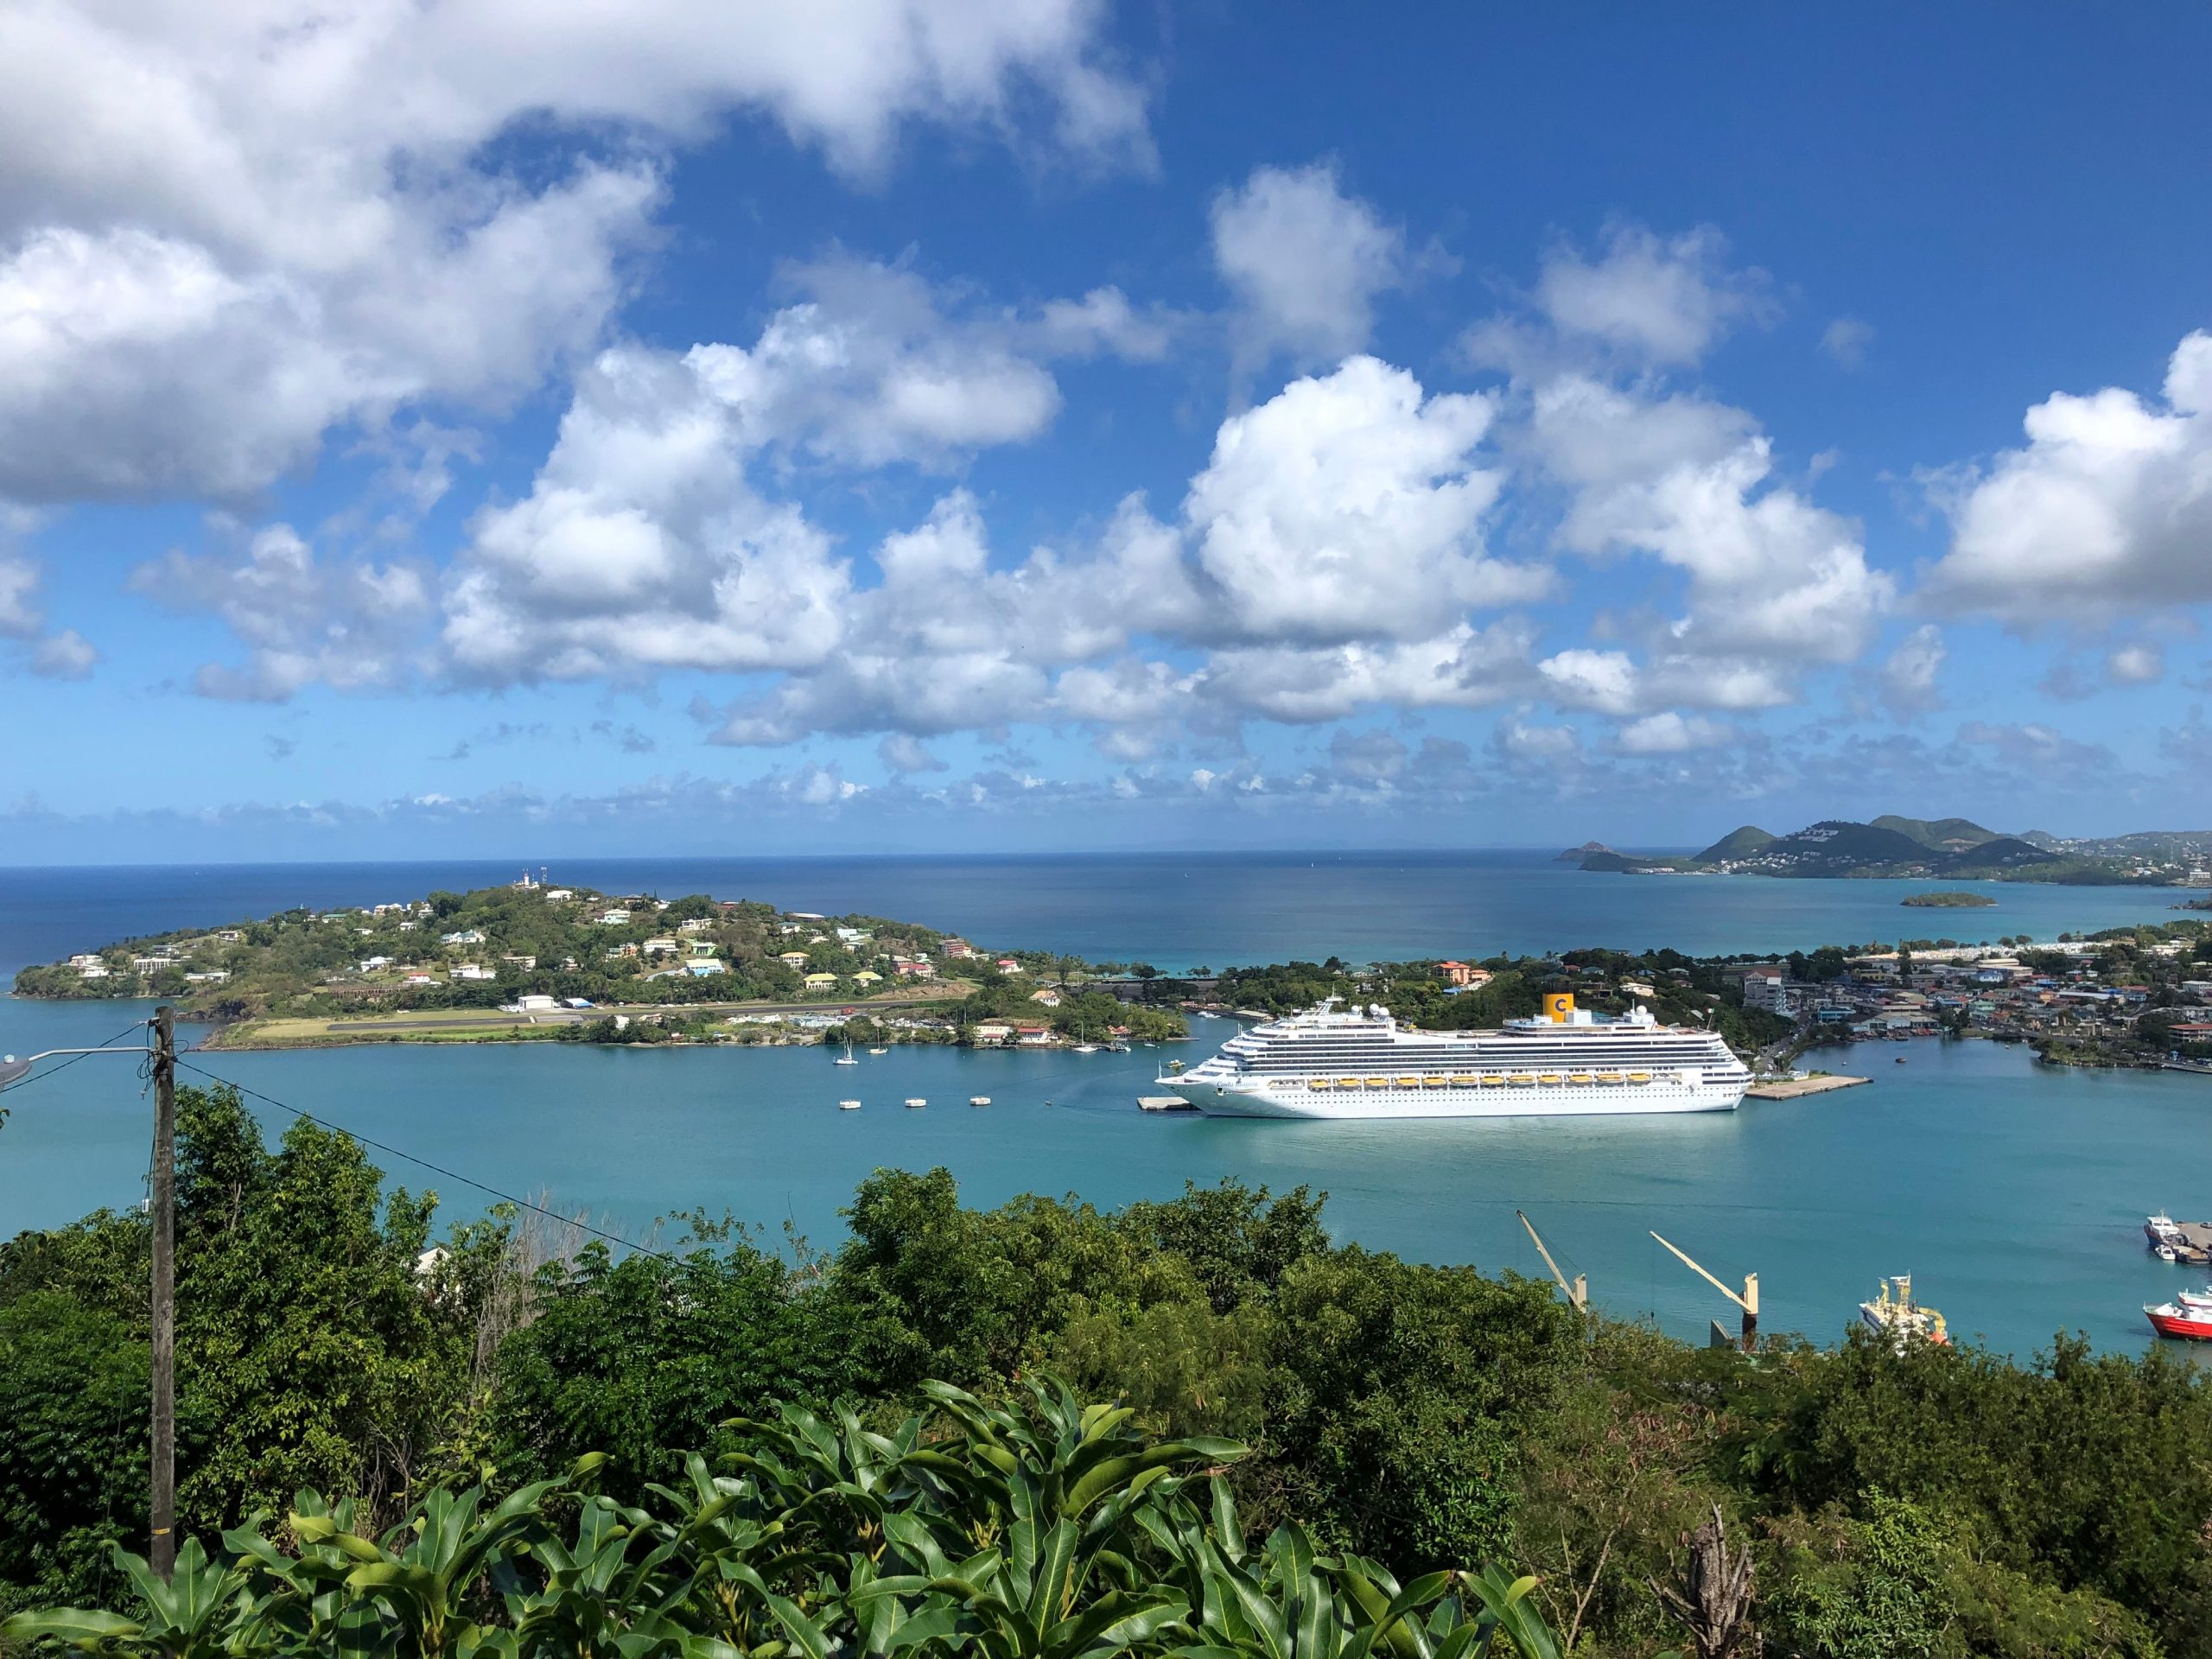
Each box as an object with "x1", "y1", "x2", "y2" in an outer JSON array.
[
  {"x1": 904, "y1": 1096, "x2": 926, "y2": 1109},
  {"x1": 969, "y1": 1095, "x2": 990, "y2": 1107},
  {"x1": 2146, "y1": 1300, "x2": 2212, "y2": 1340},
  {"x1": 837, "y1": 1099, "x2": 861, "y2": 1110}
]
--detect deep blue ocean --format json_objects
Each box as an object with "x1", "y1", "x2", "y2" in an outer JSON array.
[{"x1": 2, "y1": 854, "x2": 2205, "y2": 1359}]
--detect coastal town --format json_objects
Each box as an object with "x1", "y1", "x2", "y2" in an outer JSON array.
[{"x1": 1717, "y1": 928, "x2": 2212, "y2": 1071}]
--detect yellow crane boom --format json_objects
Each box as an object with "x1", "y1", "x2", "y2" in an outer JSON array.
[
  {"x1": 1517, "y1": 1210, "x2": 1586, "y2": 1309},
  {"x1": 1649, "y1": 1230, "x2": 1758, "y2": 1350}
]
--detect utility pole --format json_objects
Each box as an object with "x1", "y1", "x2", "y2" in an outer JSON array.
[
  {"x1": 0, "y1": 1018, "x2": 180, "y2": 1576},
  {"x1": 150, "y1": 1006, "x2": 176, "y2": 1580}
]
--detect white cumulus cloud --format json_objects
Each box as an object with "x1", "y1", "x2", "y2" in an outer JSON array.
[
  {"x1": 0, "y1": 0, "x2": 1146, "y2": 503},
  {"x1": 1184, "y1": 355, "x2": 1543, "y2": 645},
  {"x1": 1211, "y1": 162, "x2": 1405, "y2": 371},
  {"x1": 1925, "y1": 330, "x2": 2212, "y2": 624}
]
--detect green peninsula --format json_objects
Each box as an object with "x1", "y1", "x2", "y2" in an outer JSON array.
[{"x1": 11, "y1": 879, "x2": 1186, "y2": 1049}]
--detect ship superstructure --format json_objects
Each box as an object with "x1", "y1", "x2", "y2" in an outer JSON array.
[{"x1": 1161, "y1": 993, "x2": 1748, "y2": 1119}]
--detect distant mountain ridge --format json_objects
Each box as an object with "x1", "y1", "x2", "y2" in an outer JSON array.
[{"x1": 1567, "y1": 813, "x2": 2210, "y2": 886}]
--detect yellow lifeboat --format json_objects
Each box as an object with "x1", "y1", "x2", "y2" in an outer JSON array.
[
  {"x1": 1396, "y1": 1075, "x2": 1421, "y2": 1088},
  {"x1": 1479, "y1": 1075, "x2": 1506, "y2": 1087},
  {"x1": 1629, "y1": 1071, "x2": 1652, "y2": 1084},
  {"x1": 1449, "y1": 1074, "x2": 1478, "y2": 1086},
  {"x1": 1538, "y1": 1073, "x2": 1563, "y2": 1084},
  {"x1": 1423, "y1": 1075, "x2": 1448, "y2": 1088},
  {"x1": 1597, "y1": 1071, "x2": 1623, "y2": 1084},
  {"x1": 1366, "y1": 1077, "x2": 1389, "y2": 1089},
  {"x1": 1339, "y1": 1077, "x2": 1363, "y2": 1089},
  {"x1": 1568, "y1": 1072, "x2": 1593, "y2": 1084},
  {"x1": 1307, "y1": 1078, "x2": 1332, "y2": 1090},
  {"x1": 1509, "y1": 1073, "x2": 1536, "y2": 1086}
]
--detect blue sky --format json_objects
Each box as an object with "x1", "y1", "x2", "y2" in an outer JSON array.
[{"x1": 4, "y1": 3, "x2": 2210, "y2": 861}]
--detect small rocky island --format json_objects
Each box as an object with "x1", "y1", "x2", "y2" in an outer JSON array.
[{"x1": 1901, "y1": 891, "x2": 1999, "y2": 908}]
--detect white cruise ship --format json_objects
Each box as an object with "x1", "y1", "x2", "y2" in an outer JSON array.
[{"x1": 1160, "y1": 994, "x2": 1748, "y2": 1119}]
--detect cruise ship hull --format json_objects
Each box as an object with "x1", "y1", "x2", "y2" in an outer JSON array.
[{"x1": 1165, "y1": 1076, "x2": 1743, "y2": 1119}]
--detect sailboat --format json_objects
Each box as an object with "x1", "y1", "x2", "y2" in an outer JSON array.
[{"x1": 834, "y1": 1042, "x2": 859, "y2": 1065}]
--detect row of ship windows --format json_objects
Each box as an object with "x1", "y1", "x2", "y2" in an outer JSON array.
[{"x1": 1254, "y1": 1071, "x2": 1703, "y2": 1090}]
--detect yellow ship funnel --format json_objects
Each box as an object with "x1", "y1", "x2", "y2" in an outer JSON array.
[{"x1": 1545, "y1": 992, "x2": 1575, "y2": 1023}]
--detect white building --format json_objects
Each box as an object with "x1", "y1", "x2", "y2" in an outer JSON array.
[{"x1": 1742, "y1": 966, "x2": 1792, "y2": 1014}]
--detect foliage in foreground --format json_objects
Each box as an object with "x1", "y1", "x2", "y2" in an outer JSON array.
[
  {"x1": 3, "y1": 1085, "x2": 2207, "y2": 1656},
  {"x1": 1, "y1": 1379, "x2": 1559, "y2": 1659}
]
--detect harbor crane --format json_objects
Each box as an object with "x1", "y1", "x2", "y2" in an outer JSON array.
[
  {"x1": 1649, "y1": 1230, "x2": 1758, "y2": 1351},
  {"x1": 1517, "y1": 1210, "x2": 1587, "y2": 1311}
]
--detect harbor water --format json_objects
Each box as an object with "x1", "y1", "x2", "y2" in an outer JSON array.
[{"x1": 2, "y1": 994, "x2": 2203, "y2": 1363}]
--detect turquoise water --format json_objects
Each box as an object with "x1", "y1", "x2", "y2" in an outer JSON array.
[
  {"x1": 3, "y1": 995, "x2": 2204, "y2": 1362},
  {"x1": 0, "y1": 853, "x2": 2192, "y2": 979}
]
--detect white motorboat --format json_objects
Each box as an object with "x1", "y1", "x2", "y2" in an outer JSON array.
[
  {"x1": 969, "y1": 1095, "x2": 990, "y2": 1106},
  {"x1": 904, "y1": 1096, "x2": 926, "y2": 1108},
  {"x1": 837, "y1": 1098, "x2": 861, "y2": 1110}
]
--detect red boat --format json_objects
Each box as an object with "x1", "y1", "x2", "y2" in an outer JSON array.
[{"x1": 2145, "y1": 1301, "x2": 2212, "y2": 1340}]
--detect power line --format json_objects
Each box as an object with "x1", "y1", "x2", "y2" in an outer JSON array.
[
  {"x1": 172, "y1": 1058, "x2": 677, "y2": 1263},
  {"x1": 0, "y1": 1017, "x2": 155, "y2": 1099}
]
